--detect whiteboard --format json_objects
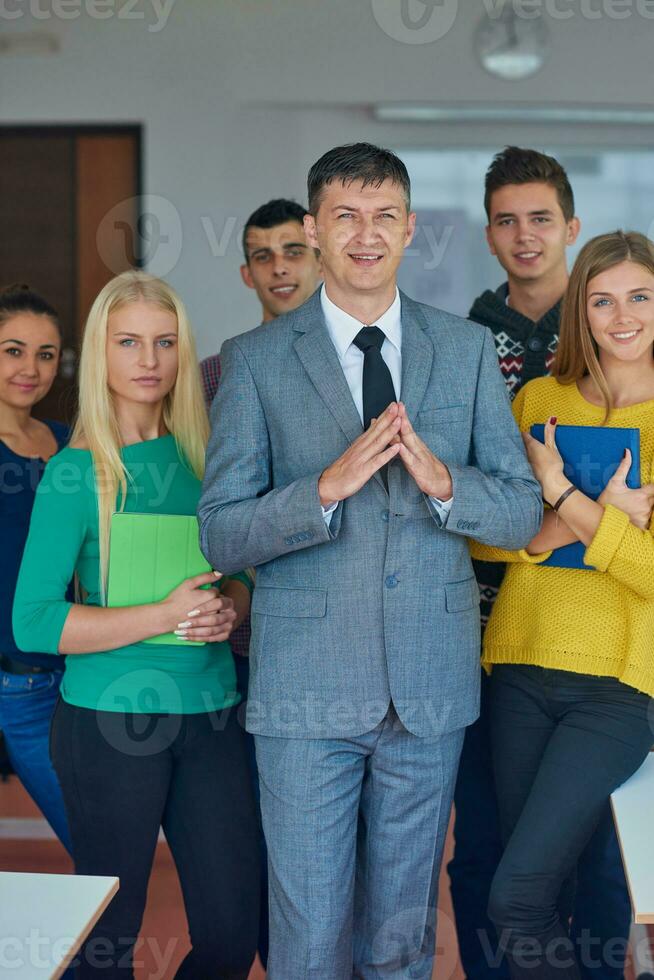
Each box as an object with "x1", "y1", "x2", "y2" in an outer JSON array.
[
  {"x1": 0, "y1": 872, "x2": 119, "y2": 979},
  {"x1": 611, "y1": 752, "x2": 654, "y2": 924}
]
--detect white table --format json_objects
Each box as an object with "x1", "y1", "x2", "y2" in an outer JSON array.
[
  {"x1": 611, "y1": 752, "x2": 654, "y2": 924},
  {"x1": 0, "y1": 872, "x2": 119, "y2": 978}
]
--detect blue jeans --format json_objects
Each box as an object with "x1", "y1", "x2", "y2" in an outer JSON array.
[
  {"x1": 449, "y1": 669, "x2": 632, "y2": 980},
  {"x1": 0, "y1": 669, "x2": 72, "y2": 854}
]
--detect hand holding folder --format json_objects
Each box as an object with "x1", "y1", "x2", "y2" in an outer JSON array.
[
  {"x1": 107, "y1": 513, "x2": 212, "y2": 645},
  {"x1": 530, "y1": 423, "x2": 641, "y2": 570}
]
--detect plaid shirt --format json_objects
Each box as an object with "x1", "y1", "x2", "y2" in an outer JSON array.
[
  {"x1": 200, "y1": 353, "x2": 222, "y2": 408},
  {"x1": 200, "y1": 351, "x2": 252, "y2": 658}
]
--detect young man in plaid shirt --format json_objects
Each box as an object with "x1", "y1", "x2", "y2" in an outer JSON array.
[
  {"x1": 199, "y1": 198, "x2": 321, "y2": 969},
  {"x1": 200, "y1": 197, "x2": 322, "y2": 407}
]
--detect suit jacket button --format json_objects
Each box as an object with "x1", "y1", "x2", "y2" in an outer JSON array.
[
  {"x1": 385, "y1": 575, "x2": 398, "y2": 589},
  {"x1": 381, "y1": 510, "x2": 389, "y2": 522}
]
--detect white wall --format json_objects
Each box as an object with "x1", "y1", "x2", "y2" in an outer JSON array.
[{"x1": 1, "y1": 0, "x2": 653, "y2": 354}]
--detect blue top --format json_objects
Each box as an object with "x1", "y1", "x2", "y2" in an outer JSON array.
[{"x1": 1, "y1": 419, "x2": 69, "y2": 668}]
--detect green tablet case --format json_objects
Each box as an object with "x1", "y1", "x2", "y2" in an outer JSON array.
[{"x1": 107, "y1": 512, "x2": 212, "y2": 646}]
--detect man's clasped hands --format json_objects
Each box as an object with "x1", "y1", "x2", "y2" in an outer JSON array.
[{"x1": 318, "y1": 401, "x2": 453, "y2": 509}]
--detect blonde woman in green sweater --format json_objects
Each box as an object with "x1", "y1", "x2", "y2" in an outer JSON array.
[
  {"x1": 471, "y1": 231, "x2": 654, "y2": 980},
  {"x1": 13, "y1": 271, "x2": 259, "y2": 979}
]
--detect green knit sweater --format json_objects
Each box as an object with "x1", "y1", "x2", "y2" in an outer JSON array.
[{"x1": 13, "y1": 435, "x2": 248, "y2": 714}]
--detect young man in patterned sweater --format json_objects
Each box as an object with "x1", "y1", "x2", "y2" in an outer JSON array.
[{"x1": 449, "y1": 147, "x2": 631, "y2": 980}]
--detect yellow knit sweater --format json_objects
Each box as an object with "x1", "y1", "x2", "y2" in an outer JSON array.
[{"x1": 472, "y1": 376, "x2": 654, "y2": 697}]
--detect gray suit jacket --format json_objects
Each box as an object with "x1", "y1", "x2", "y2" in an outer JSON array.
[{"x1": 198, "y1": 290, "x2": 542, "y2": 738}]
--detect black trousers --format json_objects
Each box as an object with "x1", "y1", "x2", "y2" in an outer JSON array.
[
  {"x1": 50, "y1": 699, "x2": 260, "y2": 979},
  {"x1": 449, "y1": 669, "x2": 631, "y2": 980},
  {"x1": 488, "y1": 664, "x2": 653, "y2": 980}
]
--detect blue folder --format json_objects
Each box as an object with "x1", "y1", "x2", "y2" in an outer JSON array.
[{"x1": 530, "y1": 423, "x2": 640, "y2": 570}]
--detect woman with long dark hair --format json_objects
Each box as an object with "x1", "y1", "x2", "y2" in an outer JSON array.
[{"x1": 0, "y1": 283, "x2": 71, "y2": 853}]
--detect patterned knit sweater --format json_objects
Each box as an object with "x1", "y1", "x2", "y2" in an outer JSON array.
[
  {"x1": 469, "y1": 283, "x2": 560, "y2": 626},
  {"x1": 471, "y1": 376, "x2": 654, "y2": 698}
]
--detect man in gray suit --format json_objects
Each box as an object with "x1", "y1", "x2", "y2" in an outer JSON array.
[{"x1": 199, "y1": 143, "x2": 542, "y2": 979}]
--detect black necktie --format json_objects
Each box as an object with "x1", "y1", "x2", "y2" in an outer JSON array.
[{"x1": 352, "y1": 326, "x2": 396, "y2": 430}]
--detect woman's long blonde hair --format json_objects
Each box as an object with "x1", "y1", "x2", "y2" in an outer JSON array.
[
  {"x1": 554, "y1": 230, "x2": 654, "y2": 421},
  {"x1": 71, "y1": 270, "x2": 209, "y2": 601}
]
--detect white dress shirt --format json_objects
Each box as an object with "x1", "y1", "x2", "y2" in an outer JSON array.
[{"x1": 319, "y1": 285, "x2": 453, "y2": 524}]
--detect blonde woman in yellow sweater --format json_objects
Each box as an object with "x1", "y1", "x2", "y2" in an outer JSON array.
[{"x1": 472, "y1": 231, "x2": 654, "y2": 980}]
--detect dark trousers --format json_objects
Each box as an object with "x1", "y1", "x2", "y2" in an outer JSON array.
[
  {"x1": 449, "y1": 670, "x2": 510, "y2": 980},
  {"x1": 449, "y1": 671, "x2": 633, "y2": 980},
  {"x1": 50, "y1": 699, "x2": 260, "y2": 979},
  {"x1": 487, "y1": 665, "x2": 653, "y2": 980},
  {"x1": 233, "y1": 653, "x2": 269, "y2": 969}
]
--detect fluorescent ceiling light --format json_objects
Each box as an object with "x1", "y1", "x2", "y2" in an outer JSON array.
[{"x1": 373, "y1": 105, "x2": 654, "y2": 125}]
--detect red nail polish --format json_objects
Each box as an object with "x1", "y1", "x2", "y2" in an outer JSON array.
[{"x1": 549, "y1": 416, "x2": 557, "y2": 425}]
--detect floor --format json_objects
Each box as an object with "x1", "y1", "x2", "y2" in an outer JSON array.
[{"x1": 0, "y1": 774, "x2": 464, "y2": 980}]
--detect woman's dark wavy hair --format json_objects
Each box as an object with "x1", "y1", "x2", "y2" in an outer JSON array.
[{"x1": 0, "y1": 283, "x2": 60, "y2": 332}]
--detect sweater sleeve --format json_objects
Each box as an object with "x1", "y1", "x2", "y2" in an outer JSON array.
[
  {"x1": 583, "y1": 503, "x2": 654, "y2": 598},
  {"x1": 467, "y1": 383, "x2": 551, "y2": 565},
  {"x1": 12, "y1": 454, "x2": 88, "y2": 655},
  {"x1": 468, "y1": 540, "x2": 552, "y2": 564}
]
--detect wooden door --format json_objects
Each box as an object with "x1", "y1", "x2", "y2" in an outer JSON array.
[{"x1": 0, "y1": 127, "x2": 141, "y2": 422}]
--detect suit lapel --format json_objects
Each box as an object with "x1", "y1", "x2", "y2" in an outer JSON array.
[
  {"x1": 292, "y1": 293, "x2": 363, "y2": 446},
  {"x1": 292, "y1": 292, "x2": 387, "y2": 493},
  {"x1": 398, "y1": 293, "x2": 434, "y2": 423}
]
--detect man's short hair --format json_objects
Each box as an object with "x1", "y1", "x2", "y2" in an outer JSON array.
[
  {"x1": 242, "y1": 199, "x2": 309, "y2": 259},
  {"x1": 307, "y1": 142, "x2": 411, "y2": 215},
  {"x1": 484, "y1": 146, "x2": 575, "y2": 222}
]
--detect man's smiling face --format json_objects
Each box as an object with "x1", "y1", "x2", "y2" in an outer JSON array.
[
  {"x1": 304, "y1": 178, "x2": 415, "y2": 302},
  {"x1": 485, "y1": 182, "x2": 579, "y2": 286},
  {"x1": 241, "y1": 220, "x2": 322, "y2": 321}
]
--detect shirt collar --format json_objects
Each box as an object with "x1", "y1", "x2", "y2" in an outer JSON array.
[{"x1": 320, "y1": 285, "x2": 402, "y2": 360}]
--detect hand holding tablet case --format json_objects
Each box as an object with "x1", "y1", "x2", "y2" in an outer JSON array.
[
  {"x1": 107, "y1": 512, "x2": 212, "y2": 645},
  {"x1": 530, "y1": 423, "x2": 641, "y2": 570}
]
